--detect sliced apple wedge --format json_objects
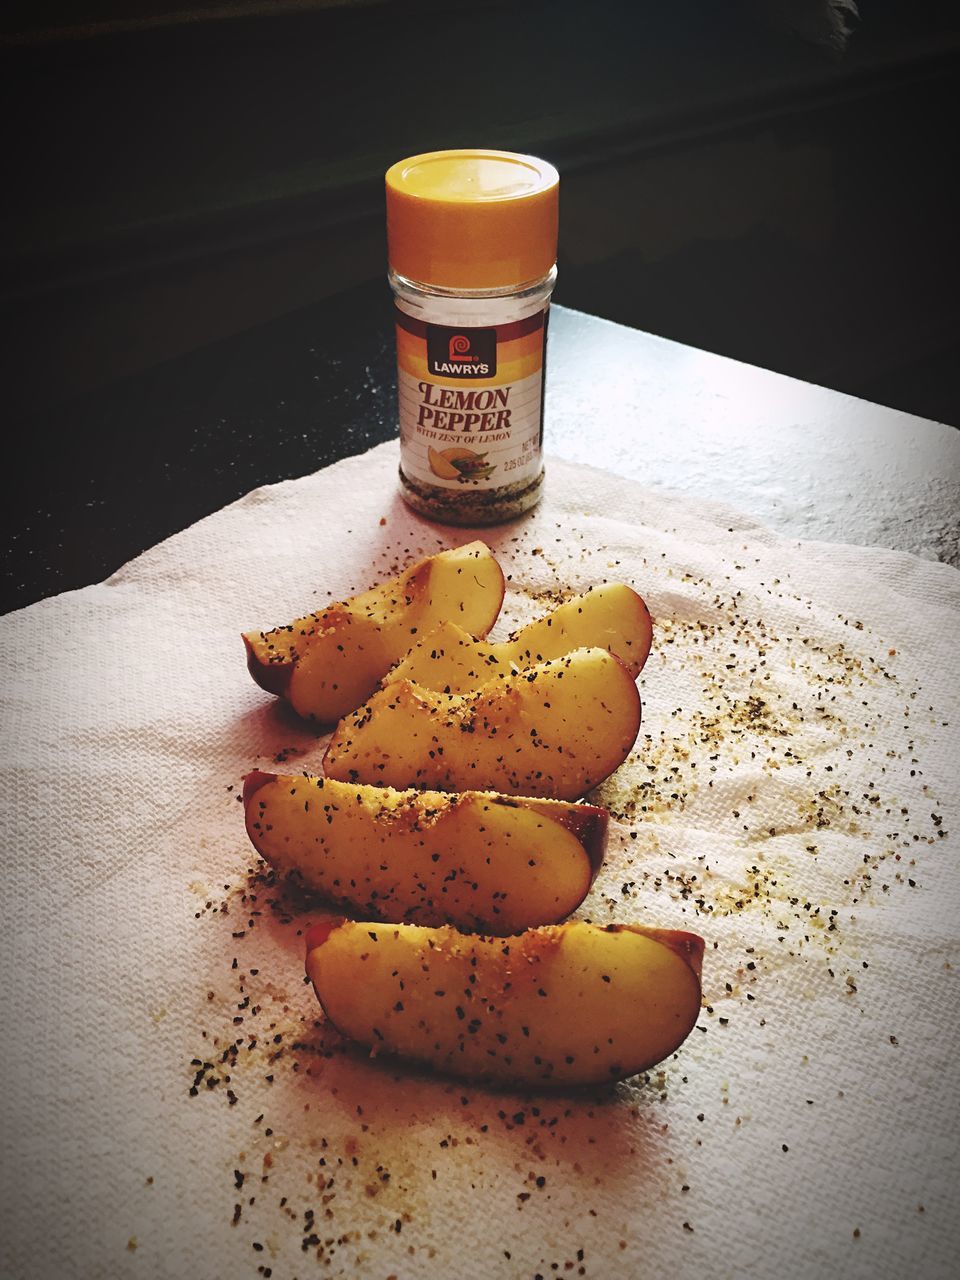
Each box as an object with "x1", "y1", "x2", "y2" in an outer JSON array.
[
  {"x1": 305, "y1": 919, "x2": 704, "y2": 1087},
  {"x1": 243, "y1": 770, "x2": 606, "y2": 933},
  {"x1": 323, "y1": 646, "x2": 641, "y2": 800},
  {"x1": 243, "y1": 541, "x2": 505, "y2": 723},
  {"x1": 384, "y1": 583, "x2": 652, "y2": 694}
]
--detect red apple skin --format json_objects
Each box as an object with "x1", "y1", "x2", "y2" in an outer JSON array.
[
  {"x1": 577, "y1": 807, "x2": 609, "y2": 879},
  {"x1": 243, "y1": 633, "x2": 294, "y2": 696},
  {"x1": 303, "y1": 918, "x2": 351, "y2": 1039},
  {"x1": 243, "y1": 542, "x2": 505, "y2": 717},
  {"x1": 625, "y1": 589, "x2": 654, "y2": 678},
  {"x1": 242, "y1": 768, "x2": 274, "y2": 801},
  {"x1": 243, "y1": 770, "x2": 609, "y2": 909},
  {"x1": 509, "y1": 799, "x2": 609, "y2": 879},
  {"x1": 304, "y1": 916, "x2": 347, "y2": 954},
  {"x1": 614, "y1": 924, "x2": 705, "y2": 978},
  {"x1": 303, "y1": 919, "x2": 704, "y2": 1088},
  {"x1": 242, "y1": 769, "x2": 276, "y2": 848}
]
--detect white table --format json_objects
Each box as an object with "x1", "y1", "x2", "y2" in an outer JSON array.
[{"x1": 547, "y1": 307, "x2": 960, "y2": 566}]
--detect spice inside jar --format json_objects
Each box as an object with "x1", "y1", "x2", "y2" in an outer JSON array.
[{"x1": 385, "y1": 149, "x2": 559, "y2": 525}]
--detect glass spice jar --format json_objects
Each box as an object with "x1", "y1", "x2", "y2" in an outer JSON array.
[{"x1": 385, "y1": 149, "x2": 559, "y2": 525}]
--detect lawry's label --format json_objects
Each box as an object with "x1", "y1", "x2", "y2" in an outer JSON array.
[
  {"x1": 396, "y1": 308, "x2": 547, "y2": 491},
  {"x1": 426, "y1": 325, "x2": 497, "y2": 378}
]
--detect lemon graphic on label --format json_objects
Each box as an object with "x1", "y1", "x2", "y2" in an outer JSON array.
[
  {"x1": 427, "y1": 446, "x2": 464, "y2": 480},
  {"x1": 428, "y1": 446, "x2": 497, "y2": 483}
]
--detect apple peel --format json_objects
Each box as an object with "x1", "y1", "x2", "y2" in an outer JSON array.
[
  {"x1": 323, "y1": 646, "x2": 642, "y2": 800},
  {"x1": 243, "y1": 770, "x2": 608, "y2": 934},
  {"x1": 305, "y1": 919, "x2": 705, "y2": 1087},
  {"x1": 243, "y1": 540, "x2": 505, "y2": 723}
]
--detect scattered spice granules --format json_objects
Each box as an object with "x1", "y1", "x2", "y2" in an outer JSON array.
[{"x1": 185, "y1": 527, "x2": 947, "y2": 1275}]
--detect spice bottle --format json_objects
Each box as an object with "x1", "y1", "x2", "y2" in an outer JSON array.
[{"x1": 385, "y1": 149, "x2": 559, "y2": 525}]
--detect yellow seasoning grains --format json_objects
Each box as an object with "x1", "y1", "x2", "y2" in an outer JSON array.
[{"x1": 385, "y1": 149, "x2": 559, "y2": 525}]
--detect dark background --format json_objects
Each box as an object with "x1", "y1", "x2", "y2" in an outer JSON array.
[{"x1": 2, "y1": 0, "x2": 958, "y2": 611}]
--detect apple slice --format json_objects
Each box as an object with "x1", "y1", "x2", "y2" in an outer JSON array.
[
  {"x1": 243, "y1": 541, "x2": 505, "y2": 723},
  {"x1": 243, "y1": 770, "x2": 606, "y2": 934},
  {"x1": 323, "y1": 646, "x2": 642, "y2": 800},
  {"x1": 384, "y1": 583, "x2": 652, "y2": 694},
  {"x1": 305, "y1": 919, "x2": 704, "y2": 1087}
]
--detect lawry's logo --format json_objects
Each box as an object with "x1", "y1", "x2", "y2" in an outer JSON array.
[
  {"x1": 448, "y1": 334, "x2": 476, "y2": 362},
  {"x1": 427, "y1": 324, "x2": 497, "y2": 378}
]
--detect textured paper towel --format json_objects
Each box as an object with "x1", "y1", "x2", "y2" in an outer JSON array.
[{"x1": 1, "y1": 442, "x2": 958, "y2": 1280}]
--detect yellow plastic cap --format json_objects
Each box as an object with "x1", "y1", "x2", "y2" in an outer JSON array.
[{"x1": 386, "y1": 149, "x2": 559, "y2": 290}]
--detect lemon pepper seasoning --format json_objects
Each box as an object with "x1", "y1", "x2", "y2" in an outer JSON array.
[{"x1": 385, "y1": 149, "x2": 559, "y2": 524}]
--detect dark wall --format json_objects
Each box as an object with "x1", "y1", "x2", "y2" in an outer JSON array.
[{"x1": 2, "y1": 0, "x2": 958, "y2": 423}]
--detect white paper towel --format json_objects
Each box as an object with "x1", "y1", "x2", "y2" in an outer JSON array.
[{"x1": 1, "y1": 441, "x2": 958, "y2": 1280}]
